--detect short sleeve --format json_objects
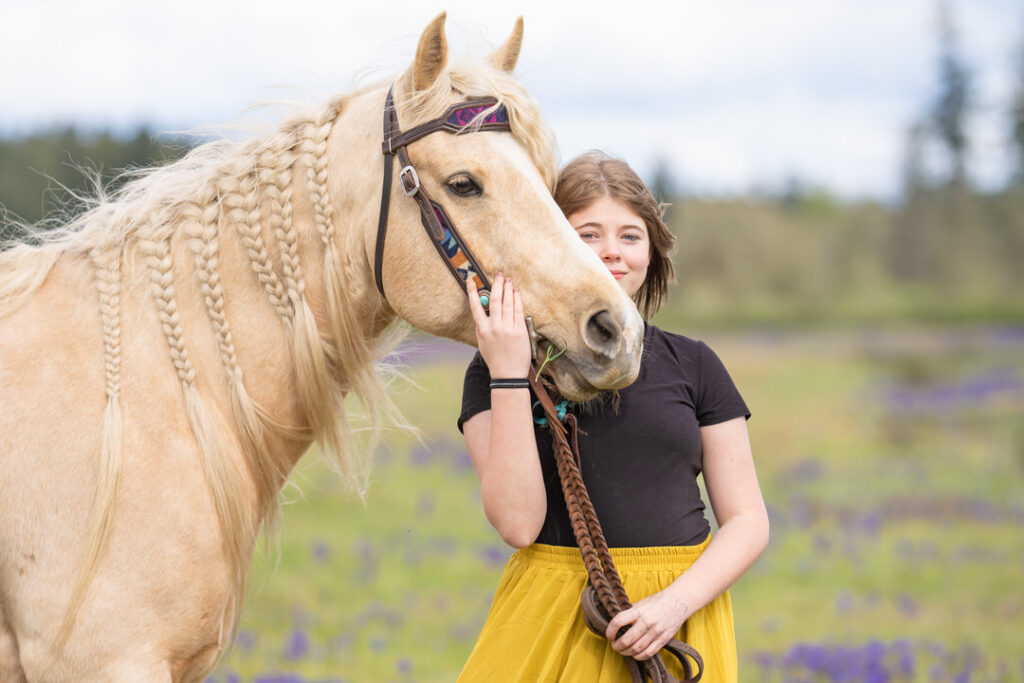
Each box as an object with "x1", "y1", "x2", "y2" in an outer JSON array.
[
  {"x1": 457, "y1": 352, "x2": 492, "y2": 433},
  {"x1": 695, "y1": 341, "x2": 751, "y2": 426}
]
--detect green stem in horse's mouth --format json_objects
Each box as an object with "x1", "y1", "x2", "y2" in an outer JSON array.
[{"x1": 534, "y1": 343, "x2": 567, "y2": 382}]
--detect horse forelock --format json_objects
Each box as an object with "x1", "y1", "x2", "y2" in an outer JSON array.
[{"x1": 397, "y1": 58, "x2": 559, "y2": 191}]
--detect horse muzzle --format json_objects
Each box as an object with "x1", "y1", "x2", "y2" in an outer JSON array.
[{"x1": 534, "y1": 307, "x2": 643, "y2": 400}]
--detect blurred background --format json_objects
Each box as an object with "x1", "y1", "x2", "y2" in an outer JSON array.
[{"x1": 2, "y1": 1, "x2": 1022, "y2": 681}]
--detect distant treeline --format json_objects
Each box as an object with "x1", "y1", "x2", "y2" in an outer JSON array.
[
  {"x1": 647, "y1": 0, "x2": 1024, "y2": 327},
  {"x1": 0, "y1": 126, "x2": 189, "y2": 238},
  {"x1": 1, "y1": 127, "x2": 1022, "y2": 326},
  {"x1": 660, "y1": 188, "x2": 1024, "y2": 328}
]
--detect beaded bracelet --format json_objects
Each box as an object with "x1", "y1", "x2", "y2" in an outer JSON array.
[{"x1": 489, "y1": 378, "x2": 530, "y2": 389}]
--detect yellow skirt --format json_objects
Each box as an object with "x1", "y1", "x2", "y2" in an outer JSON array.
[{"x1": 458, "y1": 537, "x2": 736, "y2": 682}]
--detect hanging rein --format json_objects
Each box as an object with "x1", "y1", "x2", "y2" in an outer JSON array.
[
  {"x1": 374, "y1": 86, "x2": 703, "y2": 683},
  {"x1": 529, "y1": 375, "x2": 704, "y2": 683}
]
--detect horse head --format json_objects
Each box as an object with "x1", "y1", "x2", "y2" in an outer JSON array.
[{"x1": 362, "y1": 13, "x2": 645, "y2": 400}]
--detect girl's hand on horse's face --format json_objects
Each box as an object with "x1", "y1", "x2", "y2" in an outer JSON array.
[
  {"x1": 467, "y1": 274, "x2": 532, "y2": 379},
  {"x1": 606, "y1": 589, "x2": 690, "y2": 661}
]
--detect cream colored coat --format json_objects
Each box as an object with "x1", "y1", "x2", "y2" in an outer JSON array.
[{"x1": 0, "y1": 15, "x2": 643, "y2": 681}]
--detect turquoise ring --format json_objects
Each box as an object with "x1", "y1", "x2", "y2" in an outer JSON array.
[{"x1": 479, "y1": 290, "x2": 490, "y2": 308}]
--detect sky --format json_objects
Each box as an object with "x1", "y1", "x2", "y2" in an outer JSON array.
[{"x1": 0, "y1": 0, "x2": 1021, "y2": 200}]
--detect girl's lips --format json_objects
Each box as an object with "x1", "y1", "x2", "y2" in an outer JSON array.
[{"x1": 609, "y1": 270, "x2": 626, "y2": 279}]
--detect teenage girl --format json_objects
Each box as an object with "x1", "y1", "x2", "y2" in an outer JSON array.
[{"x1": 457, "y1": 151, "x2": 769, "y2": 682}]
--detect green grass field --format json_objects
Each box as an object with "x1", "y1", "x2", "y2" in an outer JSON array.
[{"x1": 209, "y1": 325, "x2": 1024, "y2": 682}]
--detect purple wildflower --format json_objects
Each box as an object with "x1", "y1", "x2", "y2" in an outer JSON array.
[
  {"x1": 409, "y1": 444, "x2": 434, "y2": 466},
  {"x1": 896, "y1": 593, "x2": 919, "y2": 617},
  {"x1": 311, "y1": 538, "x2": 331, "y2": 563},
  {"x1": 235, "y1": 629, "x2": 256, "y2": 652},
  {"x1": 254, "y1": 676, "x2": 307, "y2": 683},
  {"x1": 480, "y1": 545, "x2": 508, "y2": 568},
  {"x1": 452, "y1": 451, "x2": 474, "y2": 472},
  {"x1": 284, "y1": 628, "x2": 309, "y2": 660}
]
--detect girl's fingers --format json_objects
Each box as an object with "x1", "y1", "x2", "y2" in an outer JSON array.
[
  {"x1": 606, "y1": 610, "x2": 634, "y2": 642},
  {"x1": 615, "y1": 628, "x2": 642, "y2": 654},
  {"x1": 502, "y1": 276, "x2": 515, "y2": 322},
  {"x1": 466, "y1": 277, "x2": 487, "y2": 326},
  {"x1": 489, "y1": 273, "x2": 505, "y2": 324},
  {"x1": 513, "y1": 286, "x2": 525, "y2": 323},
  {"x1": 640, "y1": 635, "x2": 670, "y2": 661},
  {"x1": 624, "y1": 631, "x2": 657, "y2": 659}
]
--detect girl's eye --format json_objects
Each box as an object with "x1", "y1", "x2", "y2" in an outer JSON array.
[
  {"x1": 447, "y1": 174, "x2": 482, "y2": 197},
  {"x1": 578, "y1": 231, "x2": 599, "y2": 240}
]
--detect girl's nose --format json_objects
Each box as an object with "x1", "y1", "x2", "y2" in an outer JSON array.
[{"x1": 599, "y1": 236, "x2": 620, "y2": 262}]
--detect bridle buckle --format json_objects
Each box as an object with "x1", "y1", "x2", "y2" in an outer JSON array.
[{"x1": 399, "y1": 165, "x2": 420, "y2": 196}]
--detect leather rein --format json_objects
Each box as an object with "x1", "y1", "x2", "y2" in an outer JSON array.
[
  {"x1": 374, "y1": 86, "x2": 703, "y2": 682},
  {"x1": 529, "y1": 375, "x2": 704, "y2": 683}
]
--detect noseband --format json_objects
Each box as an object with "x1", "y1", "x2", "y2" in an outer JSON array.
[{"x1": 374, "y1": 86, "x2": 511, "y2": 309}]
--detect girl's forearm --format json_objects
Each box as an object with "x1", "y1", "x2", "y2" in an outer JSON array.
[
  {"x1": 479, "y1": 389, "x2": 546, "y2": 547},
  {"x1": 664, "y1": 512, "x2": 769, "y2": 617}
]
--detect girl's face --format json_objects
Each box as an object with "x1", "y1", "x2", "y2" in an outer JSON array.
[{"x1": 567, "y1": 195, "x2": 651, "y2": 298}]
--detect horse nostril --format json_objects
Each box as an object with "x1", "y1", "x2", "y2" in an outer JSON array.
[{"x1": 584, "y1": 310, "x2": 622, "y2": 357}]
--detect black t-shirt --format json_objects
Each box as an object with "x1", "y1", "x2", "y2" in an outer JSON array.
[{"x1": 458, "y1": 323, "x2": 751, "y2": 548}]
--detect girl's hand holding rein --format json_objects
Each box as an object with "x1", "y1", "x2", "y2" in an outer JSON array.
[
  {"x1": 605, "y1": 589, "x2": 691, "y2": 661},
  {"x1": 467, "y1": 274, "x2": 531, "y2": 380}
]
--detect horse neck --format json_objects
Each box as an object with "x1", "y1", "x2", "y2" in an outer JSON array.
[{"x1": 123, "y1": 95, "x2": 397, "y2": 513}]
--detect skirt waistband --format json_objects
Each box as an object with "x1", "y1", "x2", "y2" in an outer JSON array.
[{"x1": 512, "y1": 535, "x2": 711, "y2": 573}]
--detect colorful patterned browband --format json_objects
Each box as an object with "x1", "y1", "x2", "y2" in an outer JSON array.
[
  {"x1": 445, "y1": 101, "x2": 510, "y2": 129},
  {"x1": 384, "y1": 98, "x2": 511, "y2": 152}
]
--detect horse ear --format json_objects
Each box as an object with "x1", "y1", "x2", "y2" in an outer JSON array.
[
  {"x1": 488, "y1": 16, "x2": 524, "y2": 72},
  {"x1": 404, "y1": 12, "x2": 448, "y2": 93}
]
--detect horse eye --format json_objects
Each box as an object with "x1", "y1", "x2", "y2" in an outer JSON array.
[{"x1": 447, "y1": 174, "x2": 482, "y2": 197}]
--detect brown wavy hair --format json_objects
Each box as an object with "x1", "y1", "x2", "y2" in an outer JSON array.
[{"x1": 553, "y1": 151, "x2": 676, "y2": 320}]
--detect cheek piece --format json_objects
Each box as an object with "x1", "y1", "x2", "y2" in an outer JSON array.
[
  {"x1": 374, "y1": 86, "x2": 508, "y2": 309},
  {"x1": 374, "y1": 85, "x2": 542, "y2": 359}
]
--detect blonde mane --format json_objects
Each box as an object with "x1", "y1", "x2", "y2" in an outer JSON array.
[{"x1": 0, "y1": 56, "x2": 558, "y2": 652}]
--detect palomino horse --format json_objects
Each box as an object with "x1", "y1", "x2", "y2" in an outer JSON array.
[{"x1": 0, "y1": 14, "x2": 644, "y2": 681}]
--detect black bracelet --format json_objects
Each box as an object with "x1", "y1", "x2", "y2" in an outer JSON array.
[{"x1": 490, "y1": 378, "x2": 530, "y2": 389}]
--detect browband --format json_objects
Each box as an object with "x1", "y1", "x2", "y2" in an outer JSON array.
[
  {"x1": 382, "y1": 98, "x2": 511, "y2": 154},
  {"x1": 374, "y1": 87, "x2": 512, "y2": 305}
]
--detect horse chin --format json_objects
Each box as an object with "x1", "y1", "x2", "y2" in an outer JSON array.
[
  {"x1": 547, "y1": 355, "x2": 640, "y2": 403},
  {"x1": 548, "y1": 370, "x2": 602, "y2": 403}
]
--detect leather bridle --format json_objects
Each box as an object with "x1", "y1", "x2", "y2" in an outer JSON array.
[{"x1": 374, "y1": 86, "x2": 508, "y2": 307}]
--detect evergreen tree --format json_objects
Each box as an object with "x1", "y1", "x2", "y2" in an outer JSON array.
[
  {"x1": 901, "y1": 121, "x2": 929, "y2": 199},
  {"x1": 931, "y1": 0, "x2": 972, "y2": 188},
  {"x1": 649, "y1": 157, "x2": 678, "y2": 222},
  {"x1": 891, "y1": 121, "x2": 931, "y2": 282},
  {"x1": 1011, "y1": 25, "x2": 1024, "y2": 188},
  {"x1": 0, "y1": 127, "x2": 188, "y2": 230}
]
